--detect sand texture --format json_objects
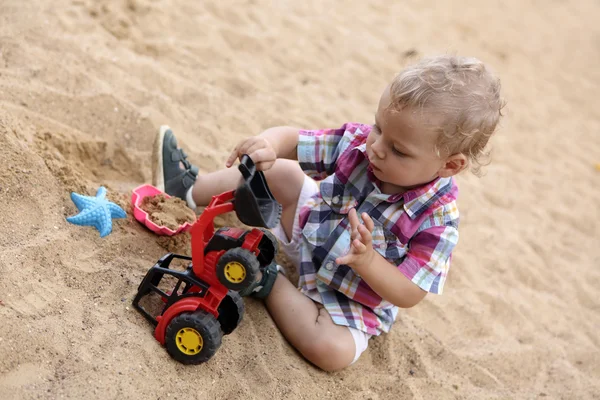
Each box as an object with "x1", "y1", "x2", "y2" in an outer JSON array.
[{"x1": 0, "y1": 0, "x2": 599, "y2": 399}]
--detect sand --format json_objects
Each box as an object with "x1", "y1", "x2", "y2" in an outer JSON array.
[
  {"x1": 1, "y1": 0, "x2": 599, "y2": 399},
  {"x1": 140, "y1": 193, "x2": 196, "y2": 230}
]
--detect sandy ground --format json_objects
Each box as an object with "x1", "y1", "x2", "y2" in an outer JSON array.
[{"x1": 1, "y1": 0, "x2": 599, "y2": 399}]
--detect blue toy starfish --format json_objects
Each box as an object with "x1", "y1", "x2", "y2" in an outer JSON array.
[{"x1": 66, "y1": 186, "x2": 126, "y2": 237}]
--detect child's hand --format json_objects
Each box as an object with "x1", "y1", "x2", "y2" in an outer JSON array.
[
  {"x1": 226, "y1": 136, "x2": 277, "y2": 171},
  {"x1": 335, "y1": 208, "x2": 376, "y2": 272}
]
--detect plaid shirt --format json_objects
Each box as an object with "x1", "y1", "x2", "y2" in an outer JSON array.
[{"x1": 296, "y1": 123, "x2": 460, "y2": 335}]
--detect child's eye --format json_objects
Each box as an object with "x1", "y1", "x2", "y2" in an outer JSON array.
[
  {"x1": 372, "y1": 124, "x2": 381, "y2": 134},
  {"x1": 392, "y1": 147, "x2": 406, "y2": 157}
]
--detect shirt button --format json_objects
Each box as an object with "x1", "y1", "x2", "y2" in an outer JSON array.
[
  {"x1": 325, "y1": 261, "x2": 334, "y2": 270},
  {"x1": 332, "y1": 195, "x2": 340, "y2": 204}
]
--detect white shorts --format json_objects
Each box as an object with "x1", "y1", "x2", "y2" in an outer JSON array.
[
  {"x1": 271, "y1": 176, "x2": 371, "y2": 364},
  {"x1": 271, "y1": 175, "x2": 319, "y2": 268}
]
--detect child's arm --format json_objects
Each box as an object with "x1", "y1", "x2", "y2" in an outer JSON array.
[
  {"x1": 346, "y1": 250, "x2": 427, "y2": 308},
  {"x1": 226, "y1": 126, "x2": 300, "y2": 170},
  {"x1": 335, "y1": 209, "x2": 428, "y2": 308},
  {"x1": 260, "y1": 126, "x2": 301, "y2": 160}
]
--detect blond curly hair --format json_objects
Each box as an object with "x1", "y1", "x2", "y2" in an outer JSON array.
[{"x1": 389, "y1": 55, "x2": 505, "y2": 175}]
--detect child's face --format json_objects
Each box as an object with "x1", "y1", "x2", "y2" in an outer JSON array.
[{"x1": 366, "y1": 88, "x2": 464, "y2": 194}]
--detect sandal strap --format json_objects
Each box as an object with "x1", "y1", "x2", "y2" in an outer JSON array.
[
  {"x1": 181, "y1": 168, "x2": 197, "y2": 189},
  {"x1": 170, "y1": 148, "x2": 189, "y2": 163},
  {"x1": 165, "y1": 167, "x2": 198, "y2": 200},
  {"x1": 252, "y1": 264, "x2": 279, "y2": 299},
  {"x1": 239, "y1": 263, "x2": 280, "y2": 298}
]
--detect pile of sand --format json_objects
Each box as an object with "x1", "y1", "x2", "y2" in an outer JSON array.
[
  {"x1": 0, "y1": 0, "x2": 599, "y2": 399},
  {"x1": 140, "y1": 193, "x2": 196, "y2": 230}
]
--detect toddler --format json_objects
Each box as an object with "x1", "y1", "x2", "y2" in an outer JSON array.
[{"x1": 152, "y1": 55, "x2": 504, "y2": 371}]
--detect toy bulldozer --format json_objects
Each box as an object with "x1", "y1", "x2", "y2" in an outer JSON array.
[{"x1": 132, "y1": 155, "x2": 281, "y2": 364}]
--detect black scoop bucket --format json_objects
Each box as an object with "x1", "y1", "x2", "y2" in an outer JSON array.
[{"x1": 234, "y1": 155, "x2": 282, "y2": 229}]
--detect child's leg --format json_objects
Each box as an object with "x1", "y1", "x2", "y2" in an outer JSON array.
[
  {"x1": 264, "y1": 275, "x2": 357, "y2": 371},
  {"x1": 191, "y1": 159, "x2": 305, "y2": 240},
  {"x1": 153, "y1": 126, "x2": 305, "y2": 239}
]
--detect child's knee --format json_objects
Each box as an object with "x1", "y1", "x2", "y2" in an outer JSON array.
[
  {"x1": 301, "y1": 333, "x2": 355, "y2": 372},
  {"x1": 263, "y1": 159, "x2": 305, "y2": 207}
]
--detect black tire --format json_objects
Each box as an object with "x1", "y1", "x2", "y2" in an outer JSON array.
[
  {"x1": 165, "y1": 310, "x2": 222, "y2": 365},
  {"x1": 216, "y1": 248, "x2": 259, "y2": 291},
  {"x1": 257, "y1": 229, "x2": 279, "y2": 268},
  {"x1": 217, "y1": 291, "x2": 245, "y2": 335}
]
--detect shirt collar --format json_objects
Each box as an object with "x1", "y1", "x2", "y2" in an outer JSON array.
[
  {"x1": 402, "y1": 177, "x2": 457, "y2": 219},
  {"x1": 352, "y1": 135, "x2": 457, "y2": 217},
  {"x1": 354, "y1": 142, "x2": 367, "y2": 153}
]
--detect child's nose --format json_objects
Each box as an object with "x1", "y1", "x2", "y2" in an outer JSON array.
[{"x1": 372, "y1": 139, "x2": 386, "y2": 159}]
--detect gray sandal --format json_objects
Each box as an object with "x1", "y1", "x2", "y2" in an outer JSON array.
[
  {"x1": 152, "y1": 125, "x2": 198, "y2": 204},
  {"x1": 239, "y1": 263, "x2": 282, "y2": 299}
]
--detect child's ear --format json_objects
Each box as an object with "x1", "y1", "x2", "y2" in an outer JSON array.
[{"x1": 438, "y1": 153, "x2": 468, "y2": 177}]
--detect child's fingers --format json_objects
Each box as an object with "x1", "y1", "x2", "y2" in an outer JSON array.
[
  {"x1": 348, "y1": 208, "x2": 359, "y2": 231},
  {"x1": 225, "y1": 144, "x2": 241, "y2": 167},
  {"x1": 236, "y1": 137, "x2": 257, "y2": 157},
  {"x1": 227, "y1": 137, "x2": 268, "y2": 167},
  {"x1": 248, "y1": 137, "x2": 271, "y2": 159},
  {"x1": 225, "y1": 141, "x2": 243, "y2": 168},
  {"x1": 352, "y1": 239, "x2": 366, "y2": 253},
  {"x1": 362, "y1": 212, "x2": 375, "y2": 233},
  {"x1": 226, "y1": 137, "x2": 257, "y2": 166},
  {"x1": 245, "y1": 141, "x2": 267, "y2": 159},
  {"x1": 335, "y1": 255, "x2": 351, "y2": 265},
  {"x1": 248, "y1": 147, "x2": 276, "y2": 169},
  {"x1": 357, "y1": 224, "x2": 372, "y2": 246},
  {"x1": 348, "y1": 208, "x2": 356, "y2": 223}
]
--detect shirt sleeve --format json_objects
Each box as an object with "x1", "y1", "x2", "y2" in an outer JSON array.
[
  {"x1": 396, "y1": 224, "x2": 458, "y2": 294},
  {"x1": 297, "y1": 123, "x2": 351, "y2": 180}
]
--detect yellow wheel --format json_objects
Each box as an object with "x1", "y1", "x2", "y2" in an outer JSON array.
[
  {"x1": 175, "y1": 327, "x2": 203, "y2": 355},
  {"x1": 165, "y1": 310, "x2": 222, "y2": 365},
  {"x1": 216, "y1": 248, "x2": 259, "y2": 291},
  {"x1": 223, "y1": 261, "x2": 246, "y2": 284}
]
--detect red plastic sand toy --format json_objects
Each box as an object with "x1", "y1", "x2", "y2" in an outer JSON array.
[{"x1": 132, "y1": 155, "x2": 281, "y2": 364}]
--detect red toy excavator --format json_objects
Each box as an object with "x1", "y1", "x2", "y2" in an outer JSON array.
[{"x1": 132, "y1": 155, "x2": 281, "y2": 364}]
